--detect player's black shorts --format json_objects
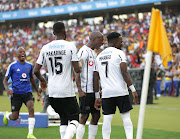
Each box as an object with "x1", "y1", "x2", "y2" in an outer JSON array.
[
  {"x1": 102, "y1": 95, "x2": 133, "y2": 115},
  {"x1": 79, "y1": 93, "x2": 100, "y2": 114},
  {"x1": 49, "y1": 96, "x2": 80, "y2": 121},
  {"x1": 11, "y1": 92, "x2": 34, "y2": 112}
]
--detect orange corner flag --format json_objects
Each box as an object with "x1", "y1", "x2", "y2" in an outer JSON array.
[{"x1": 147, "y1": 8, "x2": 172, "y2": 68}]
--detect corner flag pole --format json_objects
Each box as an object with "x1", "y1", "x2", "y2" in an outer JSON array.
[{"x1": 136, "y1": 51, "x2": 153, "y2": 139}]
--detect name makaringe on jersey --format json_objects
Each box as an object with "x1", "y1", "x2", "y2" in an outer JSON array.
[
  {"x1": 99, "y1": 55, "x2": 111, "y2": 61},
  {"x1": 46, "y1": 50, "x2": 66, "y2": 56}
]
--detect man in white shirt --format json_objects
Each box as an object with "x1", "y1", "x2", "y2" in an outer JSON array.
[
  {"x1": 76, "y1": 31, "x2": 104, "y2": 139},
  {"x1": 94, "y1": 32, "x2": 139, "y2": 139},
  {"x1": 34, "y1": 21, "x2": 81, "y2": 139}
]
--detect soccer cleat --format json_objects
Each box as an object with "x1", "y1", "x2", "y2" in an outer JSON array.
[
  {"x1": 27, "y1": 134, "x2": 37, "y2": 139},
  {"x1": 3, "y1": 111, "x2": 9, "y2": 126}
]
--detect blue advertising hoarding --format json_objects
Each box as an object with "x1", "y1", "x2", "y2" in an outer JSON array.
[
  {"x1": 0, "y1": 0, "x2": 171, "y2": 21},
  {"x1": 0, "y1": 112, "x2": 48, "y2": 128}
]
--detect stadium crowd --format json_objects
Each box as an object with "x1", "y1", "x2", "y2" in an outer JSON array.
[
  {"x1": 0, "y1": 0, "x2": 98, "y2": 12},
  {"x1": 0, "y1": 9, "x2": 180, "y2": 96}
]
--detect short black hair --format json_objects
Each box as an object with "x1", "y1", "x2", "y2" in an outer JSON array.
[
  {"x1": 53, "y1": 22, "x2": 65, "y2": 34},
  {"x1": 107, "y1": 32, "x2": 121, "y2": 42}
]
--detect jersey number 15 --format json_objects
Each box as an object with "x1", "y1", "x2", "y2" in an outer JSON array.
[{"x1": 49, "y1": 57, "x2": 63, "y2": 75}]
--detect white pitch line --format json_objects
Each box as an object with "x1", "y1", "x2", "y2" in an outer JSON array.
[{"x1": 133, "y1": 105, "x2": 180, "y2": 111}]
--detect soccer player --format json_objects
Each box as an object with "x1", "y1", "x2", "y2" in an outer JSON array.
[
  {"x1": 94, "y1": 32, "x2": 139, "y2": 139},
  {"x1": 76, "y1": 31, "x2": 104, "y2": 139},
  {"x1": 33, "y1": 21, "x2": 81, "y2": 139},
  {"x1": 3, "y1": 47, "x2": 40, "y2": 139}
]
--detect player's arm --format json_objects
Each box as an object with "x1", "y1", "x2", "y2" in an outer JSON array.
[
  {"x1": 72, "y1": 61, "x2": 81, "y2": 73},
  {"x1": 33, "y1": 63, "x2": 47, "y2": 92},
  {"x1": 120, "y1": 62, "x2": 139, "y2": 104},
  {"x1": 3, "y1": 76, "x2": 14, "y2": 97},
  {"x1": 93, "y1": 71, "x2": 101, "y2": 110},
  {"x1": 30, "y1": 74, "x2": 41, "y2": 101},
  {"x1": 73, "y1": 61, "x2": 86, "y2": 97},
  {"x1": 75, "y1": 72, "x2": 86, "y2": 97}
]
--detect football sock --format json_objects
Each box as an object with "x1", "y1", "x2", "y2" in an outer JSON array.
[
  {"x1": 121, "y1": 111, "x2": 133, "y2": 139},
  {"x1": 88, "y1": 124, "x2": 98, "y2": 139},
  {"x1": 76, "y1": 124, "x2": 85, "y2": 139},
  {"x1": 60, "y1": 125, "x2": 67, "y2": 139},
  {"x1": 102, "y1": 114, "x2": 113, "y2": 139},
  {"x1": 64, "y1": 120, "x2": 79, "y2": 139},
  {"x1": 5, "y1": 112, "x2": 11, "y2": 120},
  {"x1": 28, "y1": 117, "x2": 35, "y2": 135}
]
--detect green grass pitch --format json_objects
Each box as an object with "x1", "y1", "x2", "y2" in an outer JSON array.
[{"x1": 0, "y1": 92, "x2": 180, "y2": 139}]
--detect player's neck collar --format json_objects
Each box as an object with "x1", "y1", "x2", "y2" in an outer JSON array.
[{"x1": 17, "y1": 60, "x2": 25, "y2": 65}]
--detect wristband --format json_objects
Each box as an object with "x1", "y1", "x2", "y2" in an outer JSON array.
[
  {"x1": 95, "y1": 92, "x2": 100, "y2": 99},
  {"x1": 129, "y1": 85, "x2": 136, "y2": 92}
]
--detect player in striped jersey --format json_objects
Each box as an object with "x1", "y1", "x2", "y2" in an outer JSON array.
[{"x1": 76, "y1": 31, "x2": 104, "y2": 139}]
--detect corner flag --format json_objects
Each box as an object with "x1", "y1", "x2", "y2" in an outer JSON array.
[
  {"x1": 147, "y1": 8, "x2": 172, "y2": 68},
  {"x1": 136, "y1": 8, "x2": 172, "y2": 139}
]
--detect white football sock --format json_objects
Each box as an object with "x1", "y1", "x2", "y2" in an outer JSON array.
[
  {"x1": 121, "y1": 111, "x2": 133, "y2": 139},
  {"x1": 28, "y1": 117, "x2": 35, "y2": 135},
  {"x1": 102, "y1": 114, "x2": 113, "y2": 139},
  {"x1": 76, "y1": 124, "x2": 85, "y2": 139},
  {"x1": 64, "y1": 120, "x2": 79, "y2": 139},
  {"x1": 5, "y1": 112, "x2": 11, "y2": 120},
  {"x1": 60, "y1": 125, "x2": 67, "y2": 139},
  {"x1": 88, "y1": 124, "x2": 98, "y2": 139}
]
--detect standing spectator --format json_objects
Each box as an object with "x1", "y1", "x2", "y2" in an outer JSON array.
[
  {"x1": 94, "y1": 32, "x2": 139, "y2": 139},
  {"x1": 0, "y1": 68, "x2": 4, "y2": 96},
  {"x1": 156, "y1": 69, "x2": 164, "y2": 97},
  {"x1": 34, "y1": 21, "x2": 81, "y2": 139},
  {"x1": 3, "y1": 47, "x2": 40, "y2": 139},
  {"x1": 176, "y1": 64, "x2": 180, "y2": 97},
  {"x1": 76, "y1": 31, "x2": 104, "y2": 139},
  {"x1": 164, "y1": 69, "x2": 173, "y2": 96}
]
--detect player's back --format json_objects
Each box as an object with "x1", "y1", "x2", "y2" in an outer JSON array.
[
  {"x1": 40, "y1": 40, "x2": 78, "y2": 98},
  {"x1": 96, "y1": 47, "x2": 129, "y2": 98}
]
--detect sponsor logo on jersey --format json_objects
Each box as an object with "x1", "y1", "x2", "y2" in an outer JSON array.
[
  {"x1": 89, "y1": 61, "x2": 93, "y2": 66},
  {"x1": 17, "y1": 68, "x2": 20, "y2": 71},
  {"x1": 22, "y1": 73, "x2": 27, "y2": 78}
]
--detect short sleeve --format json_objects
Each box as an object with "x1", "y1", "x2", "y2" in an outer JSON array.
[
  {"x1": 5, "y1": 64, "x2": 12, "y2": 78},
  {"x1": 118, "y1": 50, "x2": 127, "y2": 63},
  {"x1": 36, "y1": 46, "x2": 46, "y2": 66},
  {"x1": 71, "y1": 44, "x2": 79, "y2": 61},
  {"x1": 78, "y1": 48, "x2": 88, "y2": 62}
]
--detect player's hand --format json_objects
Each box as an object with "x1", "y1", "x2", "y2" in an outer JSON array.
[
  {"x1": 40, "y1": 80, "x2": 47, "y2": 92},
  {"x1": 7, "y1": 89, "x2": 14, "y2": 97},
  {"x1": 37, "y1": 88, "x2": 42, "y2": 101},
  {"x1": 78, "y1": 90, "x2": 86, "y2": 98},
  {"x1": 132, "y1": 92, "x2": 139, "y2": 104},
  {"x1": 94, "y1": 98, "x2": 102, "y2": 111},
  {"x1": 79, "y1": 59, "x2": 84, "y2": 68}
]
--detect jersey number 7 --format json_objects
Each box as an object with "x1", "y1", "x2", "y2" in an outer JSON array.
[{"x1": 101, "y1": 61, "x2": 108, "y2": 78}]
